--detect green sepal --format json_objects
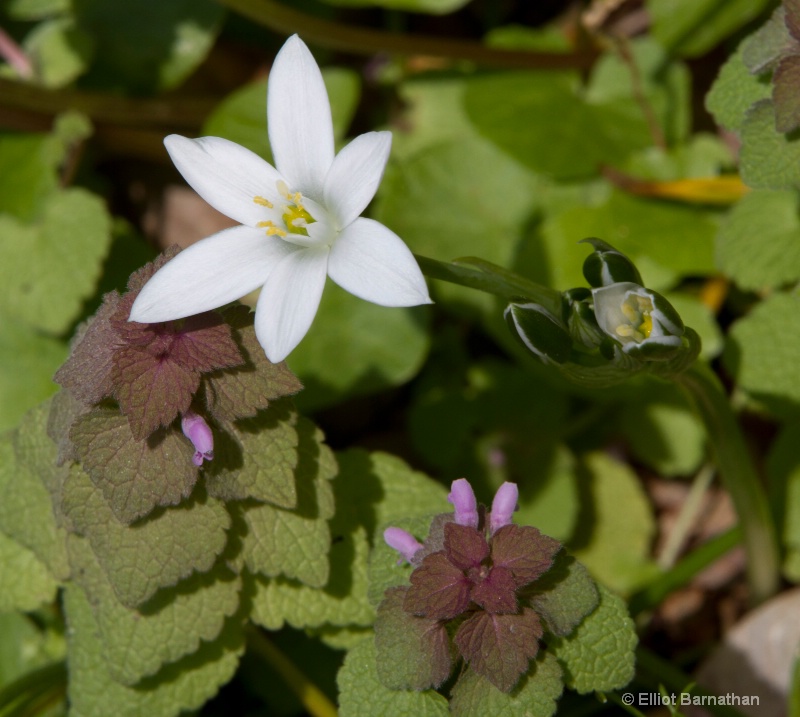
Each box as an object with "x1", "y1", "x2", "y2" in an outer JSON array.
[
  {"x1": 562, "y1": 289, "x2": 605, "y2": 348},
  {"x1": 579, "y1": 238, "x2": 643, "y2": 288},
  {"x1": 505, "y1": 303, "x2": 572, "y2": 364}
]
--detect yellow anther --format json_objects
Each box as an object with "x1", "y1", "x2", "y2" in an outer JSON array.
[
  {"x1": 257, "y1": 220, "x2": 287, "y2": 237},
  {"x1": 616, "y1": 325, "x2": 635, "y2": 338},
  {"x1": 253, "y1": 196, "x2": 273, "y2": 208},
  {"x1": 276, "y1": 180, "x2": 291, "y2": 200}
]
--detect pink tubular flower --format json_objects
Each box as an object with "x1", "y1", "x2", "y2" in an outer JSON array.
[
  {"x1": 181, "y1": 411, "x2": 214, "y2": 466},
  {"x1": 384, "y1": 527, "x2": 423, "y2": 564},
  {"x1": 490, "y1": 482, "x2": 519, "y2": 534},
  {"x1": 448, "y1": 478, "x2": 479, "y2": 528}
]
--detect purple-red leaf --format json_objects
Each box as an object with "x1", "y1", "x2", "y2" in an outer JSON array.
[
  {"x1": 491, "y1": 524, "x2": 561, "y2": 588},
  {"x1": 444, "y1": 522, "x2": 489, "y2": 571},
  {"x1": 774, "y1": 54, "x2": 800, "y2": 133},
  {"x1": 111, "y1": 346, "x2": 199, "y2": 440},
  {"x1": 54, "y1": 292, "x2": 124, "y2": 405},
  {"x1": 786, "y1": 0, "x2": 800, "y2": 40},
  {"x1": 405, "y1": 552, "x2": 471, "y2": 620},
  {"x1": 375, "y1": 586, "x2": 453, "y2": 690},
  {"x1": 126, "y1": 245, "x2": 180, "y2": 293},
  {"x1": 454, "y1": 608, "x2": 543, "y2": 693},
  {"x1": 470, "y1": 566, "x2": 518, "y2": 614}
]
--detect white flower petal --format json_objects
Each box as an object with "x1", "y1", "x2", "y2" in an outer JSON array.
[
  {"x1": 323, "y1": 131, "x2": 392, "y2": 229},
  {"x1": 328, "y1": 217, "x2": 432, "y2": 307},
  {"x1": 267, "y1": 35, "x2": 334, "y2": 202},
  {"x1": 165, "y1": 135, "x2": 283, "y2": 227},
  {"x1": 129, "y1": 226, "x2": 297, "y2": 323},
  {"x1": 254, "y1": 245, "x2": 330, "y2": 362}
]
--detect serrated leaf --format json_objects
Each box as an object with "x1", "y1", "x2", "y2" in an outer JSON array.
[
  {"x1": 549, "y1": 584, "x2": 637, "y2": 693},
  {"x1": 68, "y1": 534, "x2": 241, "y2": 685},
  {"x1": 742, "y1": 6, "x2": 794, "y2": 74},
  {"x1": 492, "y1": 524, "x2": 561, "y2": 587},
  {"x1": 250, "y1": 525, "x2": 375, "y2": 630},
  {"x1": 723, "y1": 292, "x2": 800, "y2": 419},
  {"x1": 741, "y1": 100, "x2": 800, "y2": 190},
  {"x1": 706, "y1": 43, "x2": 772, "y2": 132},
  {"x1": 337, "y1": 638, "x2": 449, "y2": 717},
  {"x1": 449, "y1": 651, "x2": 563, "y2": 717},
  {"x1": 444, "y1": 522, "x2": 489, "y2": 570},
  {"x1": 241, "y1": 418, "x2": 335, "y2": 586},
  {"x1": 528, "y1": 553, "x2": 599, "y2": 637},
  {"x1": 570, "y1": 452, "x2": 657, "y2": 594},
  {"x1": 6, "y1": 0, "x2": 69, "y2": 20},
  {"x1": 205, "y1": 307, "x2": 302, "y2": 422},
  {"x1": 205, "y1": 402, "x2": 299, "y2": 507},
  {"x1": 405, "y1": 552, "x2": 471, "y2": 620},
  {"x1": 0, "y1": 132, "x2": 60, "y2": 220},
  {"x1": 0, "y1": 405, "x2": 70, "y2": 580},
  {"x1": 61, "y1": 465, "x2": 230, "y2": 608},
  {"x1": 454, "y1": 609, "x2": 543, "y2": 692},
  {"x1": 774, "y1": 55, "x2": 800, "y2": 133},
  {"x1": 64, "y1": 582, "x2": 243, "y2": 717},
  {"x1": 0, "y1": 188, "x2": 111, "y2": 334},
  {"x1": 25, "y1": 16, "x2": 93, "y2": 87},
  {"x1": 717, "y1": 189, "x2": 800, "y2": 291},
  {"x1": 70, "y1": 408, "x2": 198, "y2": 524},
  {"x1": 374, "y1": 586, "x2": 452, "y2": 690},
  {"x1": 0, "y1": 530, "x2": 58, "y2": 611},
  {"x1": 766, "y1": 422, "x2": 800, "y2": 582}
]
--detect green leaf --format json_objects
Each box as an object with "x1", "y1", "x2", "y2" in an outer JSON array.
[
  {"x1": 723, "y1": 292, "x2": 800, "y2": 419},
  {"x1": 64, "y1": 582, "x2": 243, "y2": 717},
  {"x1": 717, "y1": 189, "x2": 800, "y2": 291},
  {"x1": 374, "y1": 586, "x2": 452, "y2": 690},
  {"x1": 766, "y1": 422, "x2": 800, "y2": 582},
  {"x1": 25, "y1": 17, "x2": 93, "y2": 87},
  {"x1": 0, "y1": 188, "x2": 112, "y2": 334},
  {"x1": 337, "y1": 638, "x2": 450, "y2": 717},
  {"x1": 0, "y1": 610, "x2": 65, "y2": 686},
  {"x1": 666, "y1": 293, "x2": 723, "y2": 361},
  {"x1": 706, "y1": 43, "x2": 773, "y2": 131},
  {"x1": 540, "y1": 188, "x2": 717, "y2": 291},
  {"x1": 741, "y1": 100, "x2": 800, "y2": 190},
  {"x1": 67, "y1": 535, "x2": 241, "y2": 685},
  {"x1": 203, "y1": 68, "x2": 360, "y2": 160},
  {"x1": 61, "y1": 465, "x2": 231, "y2": 608},
  {"x1": 529, "y1": 553, "x2": 599, "y2": 638},
  {"x1": 647, "y1": 0, "x2": 774, "y2": 57},
  {"x1": 0, "y1": 531, "x2": 59, "y2": 611},
  {"x1": 570, "y1": 452, "x2": 658, "y2": 594},
  {"x1": 318, "y1": 0, "x2": 469, "y2": 13},
  {"x1": 448, "y1": 651, "x2": 563, "y2": 717},
  {"x1": 0, "y1": 132, "x2": 60, "y2": 221},
  {"x1": 205, "y1": 402, "x2": 300, "y2": 508},
  {"x1": 288, "y1": 283, "x2": 430, "y2": 412},
  {"x1": 6, "y1": 0, "x2": 69, "y2": 19},
  {"x1": 73, "y1": 0, "x2": 224, "y2": 92},
  {"x1": 240, "y1": 418, "x2": 335, "y2": 587},
  {"x1": 618, "y1": 378, "x2": 706, "y2": 477},
  {"x1": 549, "y1": 584, "x2": 637, "y2": 693},
  {"x1": 69, "y1": 409, "x2": 198, "y2": 524},
  {"x1": 0, "y1": 405, "x2": 70, "y2": 580}
]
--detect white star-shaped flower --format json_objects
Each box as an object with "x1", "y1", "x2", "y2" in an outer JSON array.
[{"x1": 129, "y1": 35, "x2": 431, "y2": 363}]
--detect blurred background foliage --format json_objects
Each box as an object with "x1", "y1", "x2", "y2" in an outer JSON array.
[{"x1": 2, "y1": 0, "x2": 800, "y2": 714}]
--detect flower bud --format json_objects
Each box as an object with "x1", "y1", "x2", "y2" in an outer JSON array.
[
  {"x1": 591, "y1": 282, "x2": 684, "y2": 359},
  {"x1": 581, "y1": 238, "x2": 643, "y2": 288},
  {"x1": 383, "y1": 527, "x2": 423, "y2": 563},
  {"x1": 489, "y1": 482, "x2": 519, "y2": 534},
  {"x1": 181, "y1": 411, "x2": 214, "y2": 466},
  {"x1": 505, "y1": 302, "x2": 572, "y2": 364},
  {"x1": 448, "y1": 478, "x2": 479, "y2": 528},
  {"x1": 562, "y1": 288, "x2": 606, "y2": 348}
]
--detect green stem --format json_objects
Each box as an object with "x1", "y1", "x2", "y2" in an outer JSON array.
[
  {"x1": 628, "y1": 527, "x2": 741, "y2": 616},
  {"x1": 674, "y1": 363, "x2": 779, "y2": 604},
  {"x1": 414, "y1": 254, "x2": 563, "y2": 315},
  {"x1": 245, "y1": 626, "x2": 338, "y2": 717},
  {"x1": 216, "y1": 0, "x2": 597, "y2": 69}
]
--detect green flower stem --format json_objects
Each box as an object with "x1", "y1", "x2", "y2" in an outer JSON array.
[
  {"x1": 245, "y1": 626, "x2": 338, "y2": 717},
  {"x1": 415, "y1": 254, "x2": 563, "y2": 316},
  {"x1": 606, "y1": 692, "x2": 649, "y2": 716},
  {"x1": 216, "y1": 0, "x2": 597, "y2": 69},
  {"x1": 674, "y1": 362, "x2": 780, "y2": 604},
  {"x1": 628, "y1": 526, "x2": 741, "y2": 616}
]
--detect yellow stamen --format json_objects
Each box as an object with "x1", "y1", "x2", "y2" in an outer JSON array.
[
  {"x1": 253, "y1": 196, "x2": 273, "y2": 208},
  {"x1": 257, "y1": 220, "x2": 287, "y2": 237}
]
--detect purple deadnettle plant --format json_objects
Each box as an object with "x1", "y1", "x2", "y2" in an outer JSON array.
[{"x1": 129, "y1": 35, "x2": 432, "y2": 363}]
